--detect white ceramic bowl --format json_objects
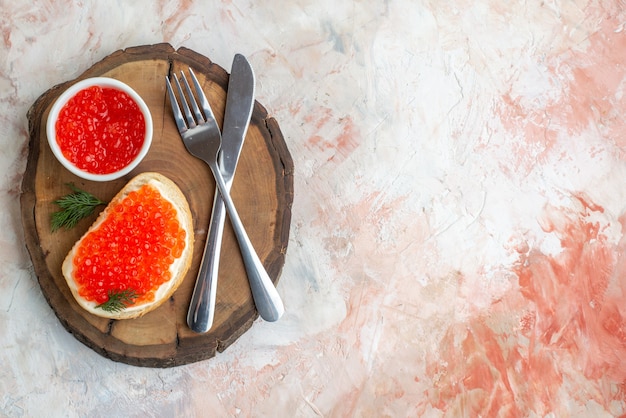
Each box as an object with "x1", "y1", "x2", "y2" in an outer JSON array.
[{"x1": 46, "y1": 77, "x2": 153, "y2": 182}]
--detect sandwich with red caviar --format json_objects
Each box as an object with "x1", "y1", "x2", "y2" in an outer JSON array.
[{"x1": 62, "y1": 172, "x2": 194, "y2": 319}]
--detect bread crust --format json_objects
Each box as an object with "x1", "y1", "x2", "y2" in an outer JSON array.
[{"x1": 61, "y1": 172, "x2": 194, "y2": 319}]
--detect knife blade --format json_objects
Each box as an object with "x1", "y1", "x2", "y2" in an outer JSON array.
[{"x1": 187, "y1": 54, "x2": 256, "y2": 333}]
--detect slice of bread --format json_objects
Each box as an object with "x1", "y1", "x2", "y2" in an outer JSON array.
[{"x1": 62, "y1": 172, "x2": 194, "y2": 319}]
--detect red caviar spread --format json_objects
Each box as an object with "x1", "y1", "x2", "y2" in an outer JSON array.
[
  {"x1": 55, "y1": 85, "x2": 146, "y2": 174},
  {"x1": 72, "y1": 184, "x2": 186, "y2": 305}
]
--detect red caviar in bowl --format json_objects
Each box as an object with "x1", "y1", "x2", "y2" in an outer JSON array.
[
  {"x1": 72, "y1": 184, "x2": 187, "y2": 305},
  {"x1": 55, "y1": 85, "x2": 146, "y2": 175}
]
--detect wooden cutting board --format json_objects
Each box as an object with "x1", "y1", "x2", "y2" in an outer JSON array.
[{"x1": 20, "y1": 43, "x2": 293, "y2": 367}]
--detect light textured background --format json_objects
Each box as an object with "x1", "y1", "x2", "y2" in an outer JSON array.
[{"x1": 2, "y1": 1, "x2": 626, "y2": 416}]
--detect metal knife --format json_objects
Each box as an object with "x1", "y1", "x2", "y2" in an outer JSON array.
[
  {"x1": 187, "y1": 54, "x2": 283, "y2": 333},
  {"x1": 186, "y1": 54, "x2": 255, "y2": 333}
]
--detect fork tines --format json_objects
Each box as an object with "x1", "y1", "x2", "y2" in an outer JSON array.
[{"x1": 165, "y1": 68, "x2": 216, "y2": 132}]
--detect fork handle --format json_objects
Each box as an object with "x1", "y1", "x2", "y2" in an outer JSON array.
[
  {"x1": 186, "y1": 186, "x2": 226, "y2": 333},
  {"x1": 210, "y1": 163, "x2": 285, "y2": 322}
]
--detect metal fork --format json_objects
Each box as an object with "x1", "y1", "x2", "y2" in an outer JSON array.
[{"x1": 166, "y1": 69, "x2": 284, "y2": 323}]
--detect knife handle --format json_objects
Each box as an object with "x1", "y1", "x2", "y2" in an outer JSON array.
[
  {"x1": 209, "y1": 164, "x2": 285, "y2": 322},
  {"x1": 187, "y1": 186, "x2": 226, "y2": 333}
]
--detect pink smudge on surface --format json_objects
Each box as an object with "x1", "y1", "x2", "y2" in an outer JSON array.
[
  {"x1": 546, "y1": 19, "x2": 626, "y2": 147},
  {"x1": 330, "y1": 117, "x2": 359, "y2": 162},
  {"x1": 304, "y1": 107, "x2": 333, "y2": 129},
  {"x1": 423, "y1": 196, "x2": 626, "y2": 416},
  {"x1": 436, "y1": 12, "x2": 626, "y2": 416},
  {"x1": 496, "y1": 15, "x2": 626, "y2": 175},
  {"x1": 304, "y1": 107, "x2": 359, "y2": 162},
  {"x1": 160, "y1": 0, "x2": 195, "y2": 39}
]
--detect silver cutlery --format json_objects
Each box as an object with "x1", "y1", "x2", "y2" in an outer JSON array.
[
  {"x1": 186, "y1": 55, "x2": 256, "y2": 333},
  {"x1": 166, "y1": 68, "x2": 284, "y2": 323}
]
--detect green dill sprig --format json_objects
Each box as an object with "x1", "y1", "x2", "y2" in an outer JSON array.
[
  {"x1": 95, "y1": 289, "x2": 140, "y2": 313},
  {"x1": 51, "y1": 183, "x2": 105, "y2": 231}
]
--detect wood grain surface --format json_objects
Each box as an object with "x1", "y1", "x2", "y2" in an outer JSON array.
[{"x1": 20, "y1": 43, "x2": 294, "y2": 367}]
